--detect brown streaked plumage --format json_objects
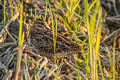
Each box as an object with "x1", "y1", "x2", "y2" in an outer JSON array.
[{"x1": 30, "y1": 19, "x2": 80, "y2": 59}]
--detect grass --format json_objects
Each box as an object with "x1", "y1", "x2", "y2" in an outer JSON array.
[
  {"x1": 15, "y1": 1, "x2": 24, "y2": 80},
  {"x1": 112, "y1": 37, "x2": 116, "y2": 80},
  {"x1": 3, "y1": 0, "x2": 6, "y2": 24},
  {"x1": 1, "y1": 0, "x2": 119, "y2": 80}
]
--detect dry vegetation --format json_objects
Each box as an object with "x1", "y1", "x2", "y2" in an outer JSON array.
[{"x1": 0, "y1": 0, "x2": 120, "y2": 80}]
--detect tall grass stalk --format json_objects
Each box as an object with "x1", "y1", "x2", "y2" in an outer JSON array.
[
  {"x1": 48, "y1": 1, "x2": 57, "y2": 54},
  {"x1": 15, "y1": 2, "x2": 24, "y2": 80},
  {"x1": 4, "y1": 0, "x2": 6, "y2": 24},
  {"x1": 95, "y1": 6, "x2": 105, "y2": 80},
  {"x1": 90, "y1": 0, "x2": 101, "y2": 79},
  {"x1": 84, "y1": 0, "x2": 101, "y2": 79},
  {"x1": 18, "y1": 2, "x2": 24, "y2": 46},
  {"x1": 84, "y1": 0, "x2": 90, "y2": 76},
  {"x1": 112, "y1": 37, "x2": 116, "y2": 80},
  {"x1": 95, "y1": 5, "x2": 102, "y2": 80}
]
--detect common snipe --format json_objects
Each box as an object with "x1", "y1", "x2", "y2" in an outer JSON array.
[{"x1": 30, "y1": 19, "x2": 80, "y2": 59}]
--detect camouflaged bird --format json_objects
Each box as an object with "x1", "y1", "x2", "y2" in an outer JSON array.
[{"x1": 30, "y1": 19, "x2": 80, "y2": 59}]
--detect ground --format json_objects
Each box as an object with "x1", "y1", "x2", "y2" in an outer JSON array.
[{"x1": 0, "y1": 0, "x2": 120, "y2": 80}]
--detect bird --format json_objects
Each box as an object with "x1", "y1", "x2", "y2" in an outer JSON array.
[{"x1": 30, "y1": 19, "x2": 80, "y2": 59}]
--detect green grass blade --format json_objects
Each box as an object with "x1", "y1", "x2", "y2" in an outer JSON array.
[
  {"x1": 19, "y1": 1, "x2": 23, "y2": 46},
  {"x1": 4, "y1": 0, "x2": 6, "y2": 24},
  {"x1": 48, "y1": 1, "x2": 56, "y2": 54},
  {"x1": 70, "y1": 0, "x2": 81, "y2": 19},
  {"x1": 112, "y1": 37, "x2": 116, "y2": 80}
]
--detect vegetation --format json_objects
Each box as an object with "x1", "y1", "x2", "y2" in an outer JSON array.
[{"x1": 0, "y1": 0, "x2": 120, "y2": 80}]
